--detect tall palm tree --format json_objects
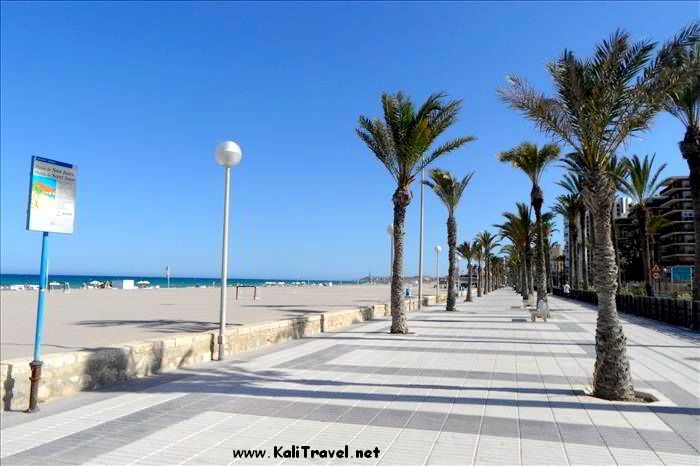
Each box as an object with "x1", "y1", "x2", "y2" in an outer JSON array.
[
  {"x1": 357, "y1": 92, "x2": 475, "y2": 333},
  {"x1": 456, "y1": 241, "x2": 474, "y2": 302},
  {"x1": 665, "y1": 40, "x2": 700, "y2": 299},
  {"x1": 473, "y1": 239, "x2": 484, "y2": 297},
  {"x1": 620, "y1": 154, "x2": 667, "y2": 296},
  {"x1": 498, "y1": 26, "x2": 699, "y2": 400},
  {"x1": 502, "y1": 244, "x2": 522, "y2": 291},
  {"x1": 490, "y1": 256, "x2": 503, "y2": 289},
  {"x1": 476, "y1": 231, "x2": 500, "y2": 294},
  {"x1": 424, "y1": 169, "x2": 475, "y2": 311},
  {"x1": 609, "y1": 155, "x2": 630, "y2": 288},
  {"x1": 541, "y1": 212, "x2": 556, "y2": 292},
  {"x1": 647, "y1": 214, "x2": 670, "y2": 271},
  {"x1": 558, "y1": 173, "x2": 589, "y2": 289},
  {"x1": 553, "y1": 194, "x2": 581, "y2": 288},
  {"x1": 496, "y1": 203, "x2": 533, "y2": 303},
  {"x1": 499, "y1": 142, "x2": 560, "y2": 305}
]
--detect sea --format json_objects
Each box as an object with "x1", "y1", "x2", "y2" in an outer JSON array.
[{"x1": 0, "y1": 274, "x2": 353, "y2": 290}]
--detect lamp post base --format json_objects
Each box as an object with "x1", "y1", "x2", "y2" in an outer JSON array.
[
  {"x1": 217, "y1": 335, "x2": 225, "y2": 361},
  {"x1": 26, "y1": 360, "x2": 43, "y2": 413}
]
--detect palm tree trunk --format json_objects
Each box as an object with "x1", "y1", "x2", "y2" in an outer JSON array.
[
  {"x1": 589, "y1": 186, "x2": 635, "y2": 400},
  {"x1": 446, "y1": 215, "x2": 457, "y2": 311},
  {"x1": 637, "y1": 207, "x2": 653, "y2": 296},
  {"x1": 580, "y1": 209, "x2": 589, "y2": 290},
  {"x1": 466, "y1": 260, "x2": 473, "y2": 302},
  {"x1": 520, "y1": 251, "x2": 530, "y2": 301},
  {"x1": 680, "y1": 125, "x2": 700, "y2": 300},
  {"x1": 570, "y1": 223, "x2": 578, "y2": 288},
  {"x1": 476, "y1": 264, "x2": 482, "y2": 297},
  {"x1": 611, "y1": 211, "x2": 622, "y2": 288},
  {"x1": 532, "y1": 185, "x2": 548, "y2": 304},
  {"x1": 545, "y1": 242, "x2": 553, "y2": 293},
  {"x1": 527, "y1": 249, "x2": 534, "y2": 298},
  {"x1": 390, "y1": 189, "x2": 410, "y2": 334},
  {"x1": 484, "y1": 257, "x2": 490, "y2": 294}
]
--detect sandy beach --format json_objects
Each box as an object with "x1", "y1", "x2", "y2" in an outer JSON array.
[{"x1": 0, "y1": 284, "x2": 408, "y2": 360}]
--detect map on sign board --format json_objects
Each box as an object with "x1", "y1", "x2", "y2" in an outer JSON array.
[{"x1": 26, "y1": 156, "x2": 77, "y2": 234}]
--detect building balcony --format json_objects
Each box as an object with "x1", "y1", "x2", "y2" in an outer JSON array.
[
  {"x1": 660, "y1": 178, "x2": 691, "y2": 196},
  {"x1": 661, "y1": 206, "x2": 694, "y2": 217},
  {"x1": 658, "y1": 191, "x2": 692, "y2": 207},
  {"x1": 660, "y1": 240, "x2": 695, "y2": 250},
  {"x1": 659, "y1": 223, "x2": 694, "y2": 239},
  {"x1": 660, "y1": 245, "x2": 695, "y2": 256},
  {"x1": 662, "y1": 212, "x2": 694, "y2": 223}
]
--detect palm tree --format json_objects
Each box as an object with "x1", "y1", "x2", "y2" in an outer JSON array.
[
  {"x1": 541, "y1": 212, "x2": 556, "y2": 292},
  {"x1": 496, "y1": 203, "x2": 533, "y2": 304},
  {"x1": 423, "y1": 169, "x2": 475, "y2": 311},
  {"x1": 620, "y1": 154, "x2": 667, "y2": 296},
  {"x1": 457, "y1": 241, "x2": 474, "y2": 302},
  {"x1": 646, "y1": 214, "x2": 670, "y2": 271},
  {"x1": 498, "y1": 26, "x2": 699, "y2": 400},
  {"x1": 558, "y1": 173, "x2": 589, "y2": 289},
  {"x1": 553, "y1": 194, "x2": 581, "y2": 288},
  {"x1": 357, "y1": 92, "x2": 475, "y2": 333},
  {"x1": 609, "y1": 155, "x2": 630, "y2": 288},
  {"x1": 502, "y1": 244, "x2": 522, "y2": 291},
  {"x1": 490, "y1": 256, "x2": 503, "y2": 289},
  {"x1": 499, "y1": 142, "x2": 560, "y2": 305},
  {"x1": 476, "y1": 231, "x2": 500, "y2": 294},
  {"x1": 665, "y1": 40, "x2": 700, "y2": 299},
  {"x1": 473, "y1": 240, "x2": 484, "y2": 297}
]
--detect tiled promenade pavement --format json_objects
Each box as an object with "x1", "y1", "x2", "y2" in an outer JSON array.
[{"x1": 1, "y1": 289, "x2": 699, "y2": 465}]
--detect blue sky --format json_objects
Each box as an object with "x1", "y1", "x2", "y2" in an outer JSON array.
[{"x1": 1, "y1": 1, "x2": 696, "y2": 280}]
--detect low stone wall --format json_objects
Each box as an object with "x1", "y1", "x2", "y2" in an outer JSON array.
[{"x1": 1, "y1": 293, "x2": 451, "y2": 411}]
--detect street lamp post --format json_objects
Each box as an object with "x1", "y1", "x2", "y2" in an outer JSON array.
[
  {"x1": 435, "y1": 245, "x2": 441, "y2": 295},
  {"x1": 418, "y1": 166, "x2": 424, "y2": 308},
  {"x1": 215, "y1": 140, "x2": 242, "y2": 361},
  {"x1": 386, "y1": 225, "x2": 394, "y2": 281}
]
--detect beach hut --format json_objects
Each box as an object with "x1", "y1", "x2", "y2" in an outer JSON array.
[{"x1": 113, "y1": 279, "x2": 135, "y2": 289}]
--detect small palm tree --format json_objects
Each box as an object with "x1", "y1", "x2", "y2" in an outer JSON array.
[
  {"x1": 423, "y1": 169, "x2": 475, "y2": 311},
  {"x1": 646, "y1": 214, "x2": 670, "y2": 268},
  {"x1": 499, "y1": 25, "x2": 699, "y2": 400},
  {"x1": 456, "y1": 241, "x2": 474, "y2": 302},
  {"x1": 499, "y1": 142, "x2": 560, "y2": 305},
  {"x1": 609, "y1": 155, "x2": 631, "y2": 287},
  {"x1": 557, "y1": 173, "x2": 589, "y2": 289},
  {"x1": 496, "y1": 203, "x2": 533, "y2": 303},
  {"x1": 475, "y1": 231, "x2": 500, "y2": 294},
  {"x1": 665, "y1": 41, "x2": 700, "y2": 298},
  {"x1": 501, "y1": 244, "x2": 522, "y2": 291},
  {"x1": 553, "y1": 194, "x2": 580, "y2": 288},
  {"x1": 490, "y1": 256, "x2": 503, "y2": 289},
  {"x1": 541, "y1": 212, "x2": 556, "y2": 292},
  {"x1": 620, "y1": 154, "x2": 667, "y2": 296},
  {"x1": 472, "y1": 240, "x2": 484, "y2": 297},
  {"x1": 357, "y1": 92, "x2": 475, "y2": 333}
]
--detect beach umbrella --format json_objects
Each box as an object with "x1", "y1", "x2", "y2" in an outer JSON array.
[
  {"x1": 89, "y1": 280, "x2": 101, "y2": 285},
  {"x1": 136, "y1": 280, "x2": 150, "y2": 285}
]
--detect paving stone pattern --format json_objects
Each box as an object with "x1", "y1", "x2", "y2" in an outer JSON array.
[{"x1": 1, "y1": 289, "x2": 698, "y2": 465}]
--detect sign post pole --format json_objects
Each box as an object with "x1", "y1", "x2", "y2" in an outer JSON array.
[
  {"x1": 27, "y1": 231, "x2": 49, "y2": 412},
  {"x1": 25, "y1": 156, "x2": 77, "y2": 412}
]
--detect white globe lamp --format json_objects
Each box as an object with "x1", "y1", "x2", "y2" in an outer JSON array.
[{"x1": 215, "y1": 141, "x2": 242, "y2": 167}]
